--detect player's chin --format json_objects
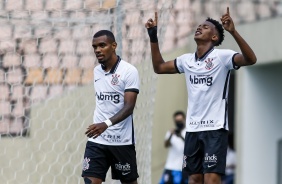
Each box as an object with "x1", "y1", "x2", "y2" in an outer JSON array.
[
  {"x1": 194, "y1": 36, "x2": 202, "y2": 41},
  {"x1": 97, "y1": 59, "x2": 105, "y2": 64}
]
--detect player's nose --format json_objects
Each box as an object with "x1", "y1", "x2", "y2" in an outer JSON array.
[{"x1": 95, "y1": 47, "x2": 101, "y2": 54}]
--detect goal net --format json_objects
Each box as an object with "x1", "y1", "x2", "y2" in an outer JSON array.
[{"x1": 0, "y1": 0, "x2": 193, "y2": 183}]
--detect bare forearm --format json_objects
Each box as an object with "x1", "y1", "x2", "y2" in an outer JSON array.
[
  {"x1": 150, "y1": 42, "x2": 165, "y2": 73},
  {"x1": 164, "y1": 133, "x2": 173, "y2": 148},
  {"x1": 231, "y1": 30, "x2": 257, "y2": 64},
  {"x1": 109, "y1": 105, "x2": 134, "y2": 125}
]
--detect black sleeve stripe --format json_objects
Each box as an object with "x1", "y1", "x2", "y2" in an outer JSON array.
[
  {"x1": 174, "y1": 59, "x2": 181, "y2": 74},
  {"x1": 125, "y1": 88, "x2": 139, "y2": 94},
  {"x1": 232, "y1": 53, "x2": 240, "y2": 70},
  {"x1": 222, "y1": 71, "x2": 231, "y2": 99}
]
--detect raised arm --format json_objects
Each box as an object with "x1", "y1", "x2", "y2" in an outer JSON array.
[
  {"x1": 145, "y1": 12, "x2": 178, "y2": 74},
  {"x1": 221, "y1": 7, "x2": 257, "y2": 66}
]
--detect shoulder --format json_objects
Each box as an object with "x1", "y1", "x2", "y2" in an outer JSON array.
[
  {"x1": 214, "y1": 49, "x2": 237, "y2": 56},
  {"x1": 120, "y1": 60, "x2": 138, "y2": 73},
  {"x1": 94, "y1": 65, "x2": 101, "y2": 72},
  {"x1": 177, "y1": 53, "x2": 194, "y2": 60}
]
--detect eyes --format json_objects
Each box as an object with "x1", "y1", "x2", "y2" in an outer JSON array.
[
  {"x1": 198, "y1": 25, "x2": 209, "y2": 29},
  {"x1": 92, "y1": 43, "x2": 106, "y2": 49}
]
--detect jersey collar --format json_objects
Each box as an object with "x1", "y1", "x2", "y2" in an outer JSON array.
[
  {"x1": 195, "y1": 47, "x2": 214, "y2": 61},
  {"x1": 102, "y1": 56, "x2": 121, "y2": 75}
]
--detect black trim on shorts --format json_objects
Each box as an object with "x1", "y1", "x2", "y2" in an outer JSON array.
[
  {"x1": 174, "y1": 59, "x2": 181, "y2": 73},
  {"x1": 223, "y1": 99, "x2": 228, "y2": 129},
  {"x1": 131, "y1": 115, "x2": 135, "y2": 144},
  {"x1": 222, "y1": 70, "x2": 231, "y2": 99},
  {"x1": 125, "y1": 88, "x2": 139, "y2": 94},
  {"x1": 232, "y1": 53, "x2": 240, "y2": 70}
]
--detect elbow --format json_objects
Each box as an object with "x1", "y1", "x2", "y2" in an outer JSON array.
[
  {"x1": 154, "y1": 69, "x2": 161, "y2": 74},
  {"x1": 244, "y1": 56, "x2": 257, "y2": 66},
  {"x1": 253, "y1": 57, "x2": 257, "y2": 64},
  {"x1": 251, "y1": 54, "x2": 257, "y2": 65},
  {"x1": 153, "y1": 66, "x2": 162, "y2": 74},
  {"x1": 127, "y1": 108, "x2": 134, "y2": 116},
  {"x1": 250, "y1": 57, "x2": 257, "y2": 65},
  {"x1": 153, "y1": 67, "x2": 164, "y2": 74},
  {"x1": 127, "y1": 106, "x2": 135, "y2": 115}
]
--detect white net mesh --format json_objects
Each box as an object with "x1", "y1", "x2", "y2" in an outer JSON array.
[{"x1": 0, "y1": 0, "x2": 192, "y2": 183}]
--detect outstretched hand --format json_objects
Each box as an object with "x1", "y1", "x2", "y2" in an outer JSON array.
[
  {"x1": 145, "y1": 12, "x2": 158, "y2": 28},
  {"x1": 220, "y1": 7, "x2": 235, "y2": 33}
]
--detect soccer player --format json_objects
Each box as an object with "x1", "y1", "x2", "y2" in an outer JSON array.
[
  {"x1": 82, "y1": 30, "x2": 139, "y2": 184},
  {"x1": 145, "y1": 7, "x2": 256, "y2": 184}
]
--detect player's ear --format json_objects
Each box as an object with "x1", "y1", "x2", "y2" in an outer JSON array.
[
  {"x1": 112, "y1": 42, "x2": 117, "y2": 50},
  {"x1": 211, "y1": 35, "x2": 218, "y2": 44}
]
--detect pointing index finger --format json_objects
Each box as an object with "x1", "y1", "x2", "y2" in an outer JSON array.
[{"x1": 227, "y1": 7, "x2": 230, "y2": 15}]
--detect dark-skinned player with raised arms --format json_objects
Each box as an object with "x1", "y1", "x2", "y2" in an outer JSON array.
[{"x1": 145, "y1": 8, "x2": 256, "y2": 184}]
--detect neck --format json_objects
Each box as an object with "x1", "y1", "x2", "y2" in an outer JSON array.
[
  {"x1": 195, "y1": 42, "x2": 214, "y2": 59},
  {"x1": 104, "y1": 54, "x2": 118, "y2": 72}
]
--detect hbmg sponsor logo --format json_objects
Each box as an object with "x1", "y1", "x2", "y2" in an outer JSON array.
[
  {"x1": 96, "y1": 92, "x2": 120, "y2": 104},
  {"x1": 189, "y1": 75, "x2": 213, "y2": 86}
]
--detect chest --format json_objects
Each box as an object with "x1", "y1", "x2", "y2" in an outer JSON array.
[
  {"x1": 185, "y1": 56, "x2": 221, "y2": 75},
  {"x1": 94, "y1": 72, "x2": 125, "y2": 92}
]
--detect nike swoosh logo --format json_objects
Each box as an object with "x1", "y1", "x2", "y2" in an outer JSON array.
[
  {"x1": 207, "y1": 164, "x2": 216, "y2": 168},
  {"x1": 94, "y1": 78, "x2": 101, "y2": 82},
  {"x1": 122, "y1": 172, "x2": 131, "y2": 175}
]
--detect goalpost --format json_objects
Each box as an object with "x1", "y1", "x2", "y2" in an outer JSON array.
[{"x1": 0, "y1": 0, "x2": 193, "y2": 183}]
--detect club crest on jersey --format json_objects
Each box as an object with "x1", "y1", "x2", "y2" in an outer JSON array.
[
  {"x1": 205, "y1": 58, "x2": 214, "y2": 70},
  {"x1": 82, "y1": 157, "x2": 90, "y2": 171},
  {"x1": 111, "y1": 74, "x2": 120, "y2": 85}
]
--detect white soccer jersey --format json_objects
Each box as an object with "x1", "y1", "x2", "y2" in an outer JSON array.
[
  {"x1": 175, "y1": 48, "x2": 239, "y2": 132},
  {"x1": 164, "y1": 130, "x2": 186, "y2": 171},
  {"x1": 88, "y1": 57, "x2": 140, "y2": 145}
]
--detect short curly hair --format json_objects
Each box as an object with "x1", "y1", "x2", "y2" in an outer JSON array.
[
  {"x1": 206, "y1": 17, "x2": 224, "y2": 46},
  {"x1": 93, "y1": 30, "x2": 116, "y2": 43}
]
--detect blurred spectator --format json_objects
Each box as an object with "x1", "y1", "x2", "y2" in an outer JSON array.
[
  {"x1": 159, "y1": 111, "x2": 188, "y2": 184},
  {"x1": 222, "y1": 133, "x2": 236, "y2": 184}
]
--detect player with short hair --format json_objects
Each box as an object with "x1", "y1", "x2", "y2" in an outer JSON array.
[
  {"x1": 145, "y1": 8, "x2": 256, "y2": 184},
  {"x1": 82, "y1": 30, "x2": 139, "y2": 184}
]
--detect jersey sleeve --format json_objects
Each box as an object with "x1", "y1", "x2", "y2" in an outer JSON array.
[
  {"x1": 164, "y1": 131, "x2": 171, "y2": 140},
  {"x1": 218, "y1": 49, "x2": 240, "y2": 70},
  {"x1": 124, "y1": 66, "x2": 140, "y2": 94},
  {"x1": 174, "y1": 54, "x2": 187, "y2": 73}
]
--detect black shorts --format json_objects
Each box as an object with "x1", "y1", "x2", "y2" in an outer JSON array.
[
  {"x1": 182, "y1": 129, "x2": 228, "y2": 175},
  {"x1": 81, "y1": 141, "x2": 139, "y2": 182}
]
